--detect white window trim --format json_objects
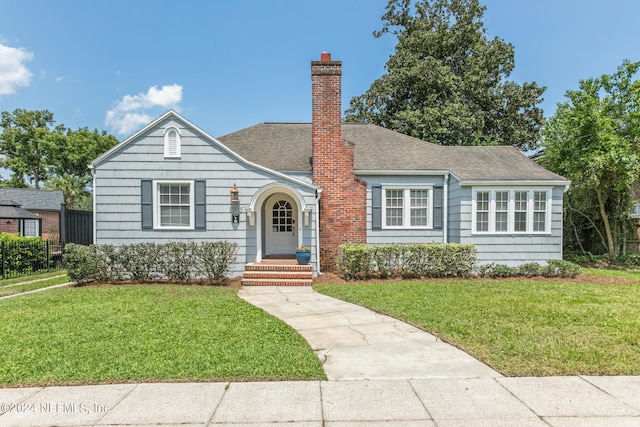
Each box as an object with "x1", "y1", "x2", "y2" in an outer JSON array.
[
  {"x1": 381, "y1": 185, "x2": 433, "y2": 229},
  {"x1": 163, "y1": 127, "x2": 181, "y2": 158},
  {"x1": 153, "y1": 180, "x2": 194, "y2": 230},
  {"x1": 472, "y1": 187, "x2": 552, "y2": 234}
]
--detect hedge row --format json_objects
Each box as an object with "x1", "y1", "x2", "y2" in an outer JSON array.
[
  {"x1": 64, "y1": 241, "x2": 238, "y2": 284},
  {"x1": 476, "y1": 260, "x2": 581, "y2": 279},
  {"x1": 336, "y1": 243, "x2": 581, "y2": 280},
  {"x1": 0, "y1": 233, "x2": 53, "y2": 275},
  {"x1": 336, "y1": 243, "x2": 478, "y2": 280}
]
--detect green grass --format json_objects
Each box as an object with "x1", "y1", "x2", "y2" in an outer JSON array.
[
  {"x1": 0, "y1": 285, "x2": 325, "y2": 387},
  {"x1": 0, "y1": 270, "x2": 67, "y2": 287},
  {"x1": 580, "y1": 267, "x2": 640, "y2": 281},
  {"x1": 315, "y1": 277, "x2": 640, "y2": 376},
  {"x1": 0, "y1": 275, "x2": 71, "y2": 297}
]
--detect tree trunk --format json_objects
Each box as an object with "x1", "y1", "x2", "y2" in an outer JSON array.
[{"x1": 595, "y1": 184, "x2": 616, "y2": 258}]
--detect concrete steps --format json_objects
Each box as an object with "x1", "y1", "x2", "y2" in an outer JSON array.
[{"x1": 241, "y1": 261, "x2": 313, "y2": 286}]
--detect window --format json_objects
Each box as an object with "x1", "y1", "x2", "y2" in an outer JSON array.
[
  {"x1": 164, "y1": 127, "x2": 181, "y2": 158},
  {"x1": 272, "y1": 200, "x2": 293, "y2": 232},
  {"x1": 473, "y1": 188, "x2": 551, "y2": 234},
  {"x1": 154, "y1": 181, "x2": 194, "y2": 229},
  {"x1": 385, "y1": 189, "x2": 404, "y2": 226},
  {"x1": 533, "y1": 191, "x2": 547, "y2": 232},
  {"x1": 495, "y1": 191, "x2": 508, "y2": 232},
  {"x1": 383, "y1": 187, "x2": 432, "y2": 228},
  {"x1": 514, "y1": 191, "x2": 528, "y2": 232},
  {"x1": 476, "y1": 191, "x2": 489, "y2": 232},
  {"x1": 142, "y1": 179, "x2": 205, "y2": 230},
  {"x1": 631, "y1": 202, "x2": 640, "y2": 219},
  {"x1": 22, "y1": 219, "x2": 40, "y2": 237}
]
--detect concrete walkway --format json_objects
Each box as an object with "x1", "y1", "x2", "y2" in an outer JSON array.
[{"x1": 239, "y1": 286, "x2": 500, "y2": 380}]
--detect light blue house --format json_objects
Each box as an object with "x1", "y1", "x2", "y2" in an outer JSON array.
[{"x1": 91, "y1": 53, "x2": 569, "y2": 281}]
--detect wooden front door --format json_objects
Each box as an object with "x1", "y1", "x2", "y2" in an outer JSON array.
[{"x1": 265, "y1": 194, "x2": 297, "y2": 255}]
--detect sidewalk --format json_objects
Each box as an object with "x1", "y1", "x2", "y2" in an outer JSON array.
[{"x1": 1, "y1": 377, "x2": 639, "y2": 426}]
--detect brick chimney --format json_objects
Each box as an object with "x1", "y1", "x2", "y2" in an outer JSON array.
[{"x1": 311, "y1": 52, "x2": 367, "y2": 271}]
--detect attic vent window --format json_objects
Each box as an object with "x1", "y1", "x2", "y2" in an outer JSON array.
[{"x1": 164, "y1": 127, "x2": 181, "y2": 158}]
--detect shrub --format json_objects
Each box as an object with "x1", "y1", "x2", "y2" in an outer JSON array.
[
  {"x1": 194, "y1": 241, "x2": 238, "y2": 281},
  {"x1": 542, "y1": 260, "x2": 581, "y2": 278},
  {"x1": 118, "y1": 243, "x2": 162, "y2": 281},
  {"x1": 0, "y1": 233, "x2": 50, "y2": 275},
  {"x1": 64, "y1": 241, "x2": 238, "y2": 284},
  {"x1": 336, "y1": 243, "x2": 477, "y2": 280},
  {"x1": 63, "y1": 243, "x2": 105, "y2": 285},
  {"x1": 516, "y1": 262, "x2": 543, "y2": 278},
  {"x1": 617, "y1": 252, "x2": 640, "y2": 268}
]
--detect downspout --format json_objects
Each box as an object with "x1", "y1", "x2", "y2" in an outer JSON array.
[
  {"x1": 315, "y1": 189, "x2": 322, "y2": 276},
  {"x1": 443, "y1": 172, "x2": 449, "y2": 244},
  {"x1": 91, "y1": 166, "x2": 97, "y2": 244}
]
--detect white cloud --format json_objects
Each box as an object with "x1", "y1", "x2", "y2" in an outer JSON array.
[
  {"x1": 0, "y1": 42, "x2": 33, "y2": 96},
  {"x1": 106, "y1": 84, "x2": 183, "y2": 135}
]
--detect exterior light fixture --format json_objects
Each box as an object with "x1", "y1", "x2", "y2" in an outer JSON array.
[{"x1": 230, "y1": 184, "x2": 240, "y2": 223}]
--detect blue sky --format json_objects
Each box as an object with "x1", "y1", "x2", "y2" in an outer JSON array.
[{"x1": 0, "y1": 0, "x2": 638, "y2": 140}]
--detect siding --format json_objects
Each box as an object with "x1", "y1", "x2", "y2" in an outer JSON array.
[
  {"x1": 94, "y1": 118, "x2": 317, "y2": 276},
  {"x1": 457, "y1": 185, "x2": 564, "y2": 266},
  {"x1": 447, "y1": 177, "x2": 463, "y2": 243},
  {"x1": 363, "y1": 175, "x2": 445, "y2": 245}
]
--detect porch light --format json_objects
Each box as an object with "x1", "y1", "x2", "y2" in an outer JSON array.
[
  {"x1": 230, "y1": 184, "x2": 240, "y2": 223},
  {"x1": 230, "y1": 184, "x2": 240, "y2": 203}
]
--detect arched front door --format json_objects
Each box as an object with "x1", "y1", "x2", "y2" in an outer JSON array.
[{"x1": 265, "y1": 193, "x2": 297, "y2": 256}]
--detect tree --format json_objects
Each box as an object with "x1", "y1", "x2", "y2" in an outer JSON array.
[
  {"x1": 542, "y1": 59, "x2": 640, "y2": 259},
  {"x1": 0, "y1": 109, "x2": 55, "y2": 188},
  {"x1": 47, "y1": 126, "x2": 119, "y2": 188},
  {"x1": 345, "y1": 0, "x2": 545, "y2": 150},
  {"x1": 0, "y1": 109, "x2": 119, "y2": 208}
]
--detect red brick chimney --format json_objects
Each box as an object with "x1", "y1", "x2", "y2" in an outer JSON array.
[{"x1": 311, "y1": 52, "x2": 367, "y2": 271}]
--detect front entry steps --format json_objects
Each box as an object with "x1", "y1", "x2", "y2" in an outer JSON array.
[{"x1": 241, "y1": 260, "x2": 313, "y2": 286}]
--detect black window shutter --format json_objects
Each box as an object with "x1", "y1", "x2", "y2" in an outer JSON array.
[
  {"x1": 433, "y1": 185, "x2": 443, "y2": 229},
  {"x1": 141, "y1": 179, "x2": 153, "y2": 229},
  {"x1": 372, "y1": 185, "x2": 382, "y2": 230},
  {"x1": 194, "y1": 180, "x2": 206, "y2": 229}
]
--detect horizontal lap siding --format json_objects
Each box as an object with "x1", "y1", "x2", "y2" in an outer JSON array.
[
  {"x1": 94, "y1": 118, "x2": 317, "y2": 276},
  {"x1": 447, "y1": 178, "x2": 463, "y2": 243}
]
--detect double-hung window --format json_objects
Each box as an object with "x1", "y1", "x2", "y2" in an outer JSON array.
[
  {"x1": 383, "y1": 187, "x2": 433, "y2": 228},
  {"x1": 473, "y1": 188, "x2": 551, "y2": 234},
  {"x1": 155, "y1": 181, "x2": 194, "y2": 229}
]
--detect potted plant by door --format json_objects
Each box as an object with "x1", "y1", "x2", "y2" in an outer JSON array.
[{"x1": 295, "y1": 246, "x2": 311, "y2": 265}]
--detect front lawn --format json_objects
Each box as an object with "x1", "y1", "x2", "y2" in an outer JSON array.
[
  {"x1": 0, "y1": 285, "x2": 325, "y2": 387},
  {"x1": 315, "y1": 275, "x2": 640, "y2": 376},
  {"x1": 0, "y1": 274, "x2": 70, "y2": 297}
]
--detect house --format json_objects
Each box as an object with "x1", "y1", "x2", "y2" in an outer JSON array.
[
  {"x1": 90, "y1": 53, "x2": 569, "y2": 279},
  {"x1": 0, "y1": 188, "x2": 63, "y2": 238}
]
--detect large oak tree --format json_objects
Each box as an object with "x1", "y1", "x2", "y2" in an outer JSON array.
[{"x1": 346, "y1": 0, "x2": 545, "y2": 150}]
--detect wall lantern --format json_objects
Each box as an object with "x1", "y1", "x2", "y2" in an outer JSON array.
[{"x1": 230, "y1": 184, "x2": 240, "y2": 223}]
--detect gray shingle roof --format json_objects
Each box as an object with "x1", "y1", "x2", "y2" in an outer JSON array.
[
  {"x1": 0, "y1": 188, "x2": 64, "y2": 211},
  {"x1": 217, "y1": 123, "x2": 567, "y2": 182},
  {"x1": 0, "y1": 199, "x2": 40, "y2": 219}
]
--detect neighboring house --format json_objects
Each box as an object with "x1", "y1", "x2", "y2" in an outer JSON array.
[
  {"x1": 0, "y1": 188, "x2": 63, "y2": 238},
  {"x1": 91, "y1": 53, "x2": 569, "y2": 277}
]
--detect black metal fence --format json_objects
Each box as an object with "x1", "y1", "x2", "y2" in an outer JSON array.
[{"x1": 0, "y1": 239, "x2": 64, "y2": 280}]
